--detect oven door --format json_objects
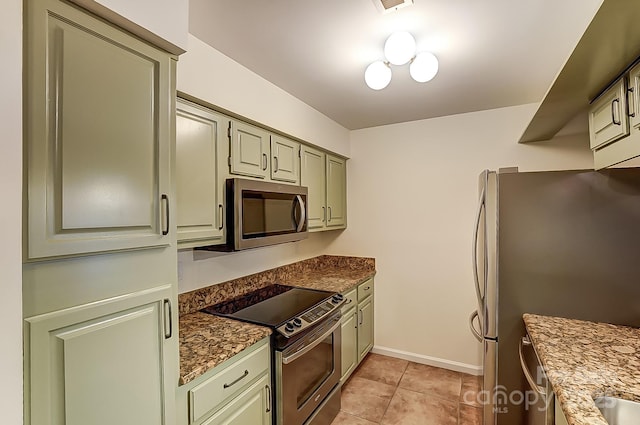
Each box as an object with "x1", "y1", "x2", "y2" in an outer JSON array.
[{"x1": 275, "y1": 313, "x2": 341, "y2": 425}]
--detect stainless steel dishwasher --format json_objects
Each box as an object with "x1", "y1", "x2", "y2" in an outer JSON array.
[{"x1": 519, "y1": 335, "x2": 555, "y2": 425}]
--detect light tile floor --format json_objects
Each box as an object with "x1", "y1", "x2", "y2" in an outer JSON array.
[{"x1": 331, "y1": 353, "x2": 482, "y2": 425}]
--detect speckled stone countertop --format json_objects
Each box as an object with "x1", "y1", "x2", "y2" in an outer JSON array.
[
  {"x1": 179, "y1": 255, "x2": 376, "y2": 315},
  {"x1": 178, "y1": 255, "x2": 375, "y2": 385},
  {"x1": 523, "y1": 314, "x2": 640, "y2": 425},
  {"x1": 179, "y1": 312, "x2": 271, "y2": 385}
]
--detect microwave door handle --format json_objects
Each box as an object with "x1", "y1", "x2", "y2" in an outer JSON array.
[{"x1": 294, "y1": 195, "x2": 306, "y2": 232}]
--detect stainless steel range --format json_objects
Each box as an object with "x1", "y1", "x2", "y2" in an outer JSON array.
[{"x1": 202, "y1": 284, "x2": 345, "y2": 425}]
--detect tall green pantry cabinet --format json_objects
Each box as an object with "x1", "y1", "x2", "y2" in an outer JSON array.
[{"x1": 23, "y1": 0, "x2": 179, "y2": 424}]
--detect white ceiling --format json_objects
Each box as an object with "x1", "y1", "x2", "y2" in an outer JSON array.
[{"x1": 188, "y1": 0, "x2": 603, "y2": 130}]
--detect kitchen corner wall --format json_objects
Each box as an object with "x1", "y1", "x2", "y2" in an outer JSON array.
[
  {"x1": 0, "y1": 0, "x2": 23, "y2": 423},
  {"x1": 175, "y1": 35, "x2": 351, "y2": 293},
  {"x1": 327, "y1": 103, "x2": 594, "y2": 371}
]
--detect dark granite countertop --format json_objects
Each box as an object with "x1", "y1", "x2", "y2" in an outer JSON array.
[
  {"x1": 524, "y1": 314, "x2": 640, "y2": 425},
  {"x1": 178, "y1": 255, "x2": 376, "y2": 385},
  {"x1": 178, "y1": 312, "x2": 271, "y2": 385}
]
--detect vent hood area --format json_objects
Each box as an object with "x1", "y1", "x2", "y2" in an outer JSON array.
[{"x1": 519, "y1": 0, "x2": 640, "y2": 144}]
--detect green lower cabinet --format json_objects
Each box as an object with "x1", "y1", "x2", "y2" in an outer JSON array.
[
  {"x1": 340, "y1": 280, "x2": 374, "y2": 383},
  {"x1": 24, "y1": 284, "x2": 177, "y2": 425},
  {"x1": 202, "y1": 374, "x2": 271, "y2": 425},
  {"x1": 340, "y1": 308, "x2": 358, "y2": 382},
  {"x1": 357, "y1": 295, "x2": 374, "y2": 363},
  {"x1": 177, "y1": 338, "x2": 271, "y2": 425}
]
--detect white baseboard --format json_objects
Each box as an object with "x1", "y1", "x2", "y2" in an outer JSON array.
[{"x1": 371, "y1": 345, "x2": 483, "y2": 376}]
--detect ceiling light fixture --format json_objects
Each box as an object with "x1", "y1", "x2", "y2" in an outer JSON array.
[{"x1": 365, "y1": 31, "x2": 439, "y2": 90}]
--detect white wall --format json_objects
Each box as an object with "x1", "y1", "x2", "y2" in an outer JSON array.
[
  {"x1": 177, "y1": 35, "x2": 351, "y2": 158},
  {"x1": 0, "y1": 0, "x2": 23, "y2": 423},
  {"x1": 176, "y1": 35, "x2": 351, "y2": 293},
  {"x1": 328, "y1": 103, "x2": 594, "y2": 371},
  {"x1": 178, "y1": 232, "x2": 342, "y2": 293},
  {"x1": 70, "y1": 0, "x2": 189, "y2": 52}
]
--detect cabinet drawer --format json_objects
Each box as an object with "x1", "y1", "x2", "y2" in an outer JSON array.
[
  {"x1": 357, "y1": 279, "x2": 374, "y2": 302},
  {"x1": 341, "y1": 288, "x2": 357, "y2": 315},
  {"x1": 189, "y1": 342, "x2": 269, "y2": 423}
]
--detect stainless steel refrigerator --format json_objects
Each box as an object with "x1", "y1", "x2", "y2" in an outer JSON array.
[{"x1": 469, "y1": 168, "x2": 640, "y2": 425}]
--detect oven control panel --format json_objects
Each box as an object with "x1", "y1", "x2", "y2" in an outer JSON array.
[{"x1": 276, "y1": 294, "x2": 345, "y2": 337}]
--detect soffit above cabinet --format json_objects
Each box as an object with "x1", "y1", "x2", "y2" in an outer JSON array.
[{"x1": 519, "y1": 0, "x2": 640, "y2": 143}]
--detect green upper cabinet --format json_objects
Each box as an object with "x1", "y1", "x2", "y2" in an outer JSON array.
[
  {"x1": 588, "y1": 78, "x2": 629, "y2": 150},
  {"x1": 176, "y1": 100, "x2": 226, "y2": 248},
  {"x1": 300, "y1": 146, "x2": 327, "y2": 229},
  {"x1": 229, "y1": 120, "x2": 271, "y2": 179},
  {"x1": 326, "y1": 155, "x2": 347, "y2": 228},
  {"x1": 270, "y1": 135, "x2": 300, "y2": 184},
  {"x1": 24, "y1": 0, "x2": 176, "y2": 260},
  {"x1": 25, "y1": 284, "x2": 177, "y2": 425},
  {"x1": 301, "y1": 147, "x2": 347, "y2": 231},
  {"x1": 628, "y1": 61, "x2": 640, "y2": 132}
]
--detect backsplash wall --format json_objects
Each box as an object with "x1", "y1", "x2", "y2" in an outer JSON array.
[{"x1": 177, "y1": 231, "x2": 342, "y2": 293}]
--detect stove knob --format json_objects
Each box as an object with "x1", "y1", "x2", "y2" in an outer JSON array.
[
  {"x1": 284, "y1": 322, "x2": 295, "y2": 333},
  {"x1": 331, "y1": 294, "x2": 344, "y2": 304},
  {"x1": 293, "y1": 318, "x2": 302, "y2": 327}
]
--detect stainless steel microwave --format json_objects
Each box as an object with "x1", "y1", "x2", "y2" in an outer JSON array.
[{"x1": 222, "y1": 178, "x2": 308, "y2": 251}]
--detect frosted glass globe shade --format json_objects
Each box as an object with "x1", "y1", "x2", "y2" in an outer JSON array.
[
  {"x1": 410, "y1": 51, "x2": 439, "y2": 82},
  {"x1": 384, "y1": 32, "x2": 416, "y2": 66},
  {"x1": 365, "y1": 61, "x2": 392, "y2": 90}
]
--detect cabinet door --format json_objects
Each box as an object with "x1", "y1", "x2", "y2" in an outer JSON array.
[
  {"x1": 341, "y1": 308, "x2": 358, "y2": 382},
  {"x1": 628, "y1": 62, "x2": 640, "y2": 132},
  {"x1": 25, "y1": 285, "x2": 177, "y2": 425},
  {"x1": 357, "y1": 296, "x2": 374, "y2": 363},
  {"x1": 176, "y1": 100, "x2": 225, "y2": 247},
  {"x1": 270, "y1": 135, "x2": 300, "y2": 184},
  {"x1": 24, "y1": 0, "x2": 174, "y2": 260},
  {"x1": 326, "y1": 155, "x2": 347, "y2": 228},
  {"x1": 203, "y1": 374, "x2": 271, "y2": 425},
  {"x1": 300, "y1": 146, "x2": 327, "y2": 230},
  {"x1": 589, "y1": 79, "x2": 629, "y2": 150},
  {"x1": 229, "y1": 120, "x2": 270, "y2": 179}
]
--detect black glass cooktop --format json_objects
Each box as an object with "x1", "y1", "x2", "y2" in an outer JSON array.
[{"x1": 202, "y1": 284, "x2": 334, "y2": 327}]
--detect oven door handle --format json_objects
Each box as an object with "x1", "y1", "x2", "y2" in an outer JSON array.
[{"x1": 282, "y1": 317, "x2": 340, "y2": 365}]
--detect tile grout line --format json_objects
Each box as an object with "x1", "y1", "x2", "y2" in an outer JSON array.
[{"x1": 377, "y1": 360, "x2": 410, "y2": 424}]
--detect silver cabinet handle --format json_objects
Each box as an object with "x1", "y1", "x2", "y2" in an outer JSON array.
[
  {"x1": 469, "y1": 310, "x2": 482, "y2": 342},
  {"x1": 163, "y1": 299, "x2": 172, "y2": 339},
  {"x1": 265, "y1": 385, "x2": 271, "y2": 413},
  {"x1": 262, "y1": 153, "x2": 268, "y2": 171},
  {"x1": 628, "y1": 87, "x2": 636, "y2": 118},
  {"x1": 218, "y1": 204, "x2": 224, "y2": 230},
  {"x1": 359, "y1": 309, "x2": 363, "y2": 325},
  {"x1": 519, "y1": 336, "x2": 546, "y2": 395},
  {"x1": 328, "y1": 206, "x2": 332, "y2": 222},
  {"x1": 322, "y1": 206, "x2": 326, "y2": 222},
  {"x1": 223, "y1": 370, "x2": 249, "y2": 389},
  {"x1": 161, "y1": 194, "x2": 170, "y2": 236},
  {"x1": 282, "y1": 318, "x2": 340, "y2": 364},
  {"x1": 612, "y1": 98, "x2": 622, "y2": 125},
  {"x1": 345, "y1": 299, "x2": 352, "y2": 305},
  {"x1": 274, "y1": 156, "x2": 279, "y2": 173}
]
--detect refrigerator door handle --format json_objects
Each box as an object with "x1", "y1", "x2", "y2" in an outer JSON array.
[
  {"x1": 472, "y1": 187, "x2": 486, "y2": 309},
  {"x1": 469, "y1": 310, "x2": 483, "y2": 342},
  {"x1": 519, "y1": 335, "x2": 547, "y2": 396}
]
